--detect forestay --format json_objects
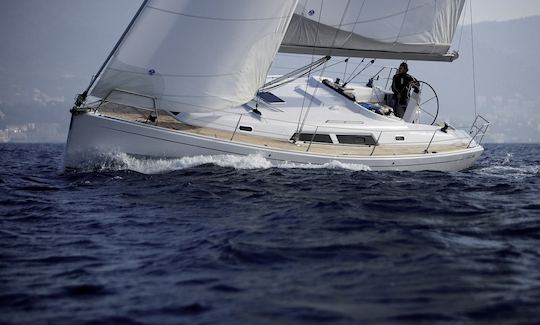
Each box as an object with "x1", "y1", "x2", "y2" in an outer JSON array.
[
  {"x1": 91, "y1": 0, "x2": 298, "y2": 112},
  {"x1": 280, "y1": 0, "x2": 466, "y2": 61}
]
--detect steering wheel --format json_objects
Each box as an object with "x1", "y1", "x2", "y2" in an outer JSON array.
[{"x1": 408, "y1": 80, "x2": 439, "y2": 125}]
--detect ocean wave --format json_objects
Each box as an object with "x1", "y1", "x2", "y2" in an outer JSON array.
[
  {"x1": 473, "y1": 164, "x2": 539, "y2": 180},
  {"x1": 72, "y1": 152, "x2": 371, "y2": 174},
  {"x1": 3, "y1": 143, "x2": 540, "y2": 324}
]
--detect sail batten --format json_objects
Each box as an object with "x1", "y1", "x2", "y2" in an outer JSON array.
[{"x1": 279, "y1": 0, "x2": 466, "y2": 61}]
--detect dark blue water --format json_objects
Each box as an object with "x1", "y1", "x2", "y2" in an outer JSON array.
[{"x1": 1, "y1": 143, "x2": 539, "y2": 324}]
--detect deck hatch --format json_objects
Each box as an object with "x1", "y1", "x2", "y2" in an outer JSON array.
[{"x1": 258, "y1": 91, "x2": 285, "y2": 103}]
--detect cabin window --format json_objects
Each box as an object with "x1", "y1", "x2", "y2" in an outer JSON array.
[
  {"x1": 239, "y1": 126, "x2": 252, "y2": 132},
  {"x1": 336, "y1": 134, "x2": 376, "y2": 145},
  {"x1": 258, "y1": 91, "x2": 285, "y2": 103},
  {"x1": 290, "y1": 133, "x2": 333, "y2": 143},
  {"x1": 395, "y1": 136, "x2": 405, "y2": 141}
]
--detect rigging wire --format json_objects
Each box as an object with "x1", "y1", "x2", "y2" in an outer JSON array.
[
  {"x1": 344, "y1": 59, "x2": 375, "y2": 85},
  {"x1": 456, "y1": 0, "x2": 468, "y2": 53},
  {"x1": 296, "y1": 0, "x2": 353, "y2": 141},
  {"x1": 342, "y1": 58, "x2": 349, "y2": 82},
  {"x1": 264, "y1": 57, "x2": 351, "y2": 91},
  {"x1": 345, "y1": 58, "x2": 365, "y2": 83},
  {"x1": 311, "y1": 58, "x2": 359, "y2": 78},
  {"x1": 75, "y1": 0, "x2": 149, "y2": 107},
  {"x1": 294, "y1": 0, "x2": 325, "y2": 142},
  {"x1": 272, "y1": 61, "x2": 396, "y2": 82},
  {"x1": 469, "y1": 0, "x2": 478, "y2": 117},
  {"x1": 261, "y1": 56, "x2": 331, "y2": 91},
  {"x1": 339, "y1": 0, "x2": 365, "y2": 83},
  {"x1": 342, "y1": 0, "x2": 367, "y2": 83}
]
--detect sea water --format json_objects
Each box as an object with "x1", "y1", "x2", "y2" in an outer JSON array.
[{"x1": 1, "y1": 143, "x2": 539, "y2": 324}]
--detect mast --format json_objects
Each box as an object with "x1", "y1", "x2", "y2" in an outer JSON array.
[{"x1": 73, "y1": 0, "x2": 149, "y2": 108}]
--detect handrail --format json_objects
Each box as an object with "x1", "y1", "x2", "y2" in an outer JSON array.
[
  {"x1": 300, "y1": 122, "x2": 479, "y2": 155},
  {"x1": 73, "y1": 0, "x2": 149, "y2": 109},
  {"x1": 101, "y1": 88, "x2": 159, "y2": 124},
  {"x1": 467, "y1": 114, "x2": 490, "y2": 148}
]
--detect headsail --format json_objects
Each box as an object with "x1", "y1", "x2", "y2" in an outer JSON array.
[
  {"x1": 91, "y1": 0, "x2": 298, "y2": 112},
  {"x1": 280, "y1": 0, "x2": 466, "y2": 62}
]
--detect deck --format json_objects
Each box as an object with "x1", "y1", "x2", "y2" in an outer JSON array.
[{"x1": 95, "y1": 102, "x2": 470, "y2": 157}]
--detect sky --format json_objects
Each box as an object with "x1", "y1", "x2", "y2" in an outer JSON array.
[{"x1": 469, "y1": 0, "x2": 540, "y2": 23}]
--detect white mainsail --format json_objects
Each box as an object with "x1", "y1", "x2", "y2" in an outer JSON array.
[
  {"x1": 91, "y1": 0, "x2": 298, "y2": 112},
  {"x1": 280, "y1": 0, "x2": 466, "y2": 61}
]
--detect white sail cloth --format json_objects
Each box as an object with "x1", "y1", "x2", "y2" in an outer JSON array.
[
  {"x1": 280, "y1": 0, "x2": 465, "y2": 61},
  {"x1": 91, "y1": 0, "x2": 298, "y2": 112}
]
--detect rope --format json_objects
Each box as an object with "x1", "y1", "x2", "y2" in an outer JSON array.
[
  {"x1": 310, "y1": 58, "x2": 350, "y2": 76},
  {"x1": 469, "y1": 0, "x2": 478, "y2": 117},
  {"x1": 345, "y1": 59, "x2": 374, "y2": 84},
  {"x1": 345, "y1": 58, "x2": 365, "y2": 83}
]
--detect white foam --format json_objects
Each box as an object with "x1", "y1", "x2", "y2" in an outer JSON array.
[
  {"x1": 278, "y1": 159, "x2": 371, "y2": 171},
  {"x1": 471, "y1": 150, "x2": 539, "y2": 180},
  {"x1": 87, "y1": 152, "x2": 371, "y2": 174},
  {"x1": 474, "y1": 164, "x2": 539, "y2": 180},
  {"x1": 502, "y1": 152, "x2": 513, "y2": 165}
]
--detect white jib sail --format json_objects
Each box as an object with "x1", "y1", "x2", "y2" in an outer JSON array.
[
  {"x1": 280, "y1": 0, "x2": 466, "y2": 61},
  {"x1": 91, "y1": 0, "x2": 298, "y2": 112}
]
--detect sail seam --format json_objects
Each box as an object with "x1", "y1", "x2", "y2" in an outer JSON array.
[
  {"x1": 146, "y1": 5, "x2": 292, "y2": 22},
  {"x1": 392, "y1": 0, "x2": 412, "y2": 52},
  {"x1": 107, "y1": 67, "x2": 239, "y2": 78},
  {"x1": 336, "y1": 3, "x2": 426, "y2": 27}
]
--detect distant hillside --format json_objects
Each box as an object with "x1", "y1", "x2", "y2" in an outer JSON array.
[
  {"x1": 459, "y1": 16, "x2": 540, "y2": 96},
  {"x1": 405, "y1": 16, "x2": 540, "y2": 142},
  {"x1": 432, "y1": 16, "x2": 540, "y2": 142}
]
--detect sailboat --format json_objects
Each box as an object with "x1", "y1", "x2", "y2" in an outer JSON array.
[{"x1": 64, "y1": 0, "x2": 489, "y2": 171}]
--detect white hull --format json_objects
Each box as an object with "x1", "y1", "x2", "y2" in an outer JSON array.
[{"x1": 64, "y1": 112, "x2": 483, "y2": 172}]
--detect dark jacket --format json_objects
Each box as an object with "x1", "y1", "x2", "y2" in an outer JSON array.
[{"x1": 392, "y1": 73, "x2": 418, "y2": 105}]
